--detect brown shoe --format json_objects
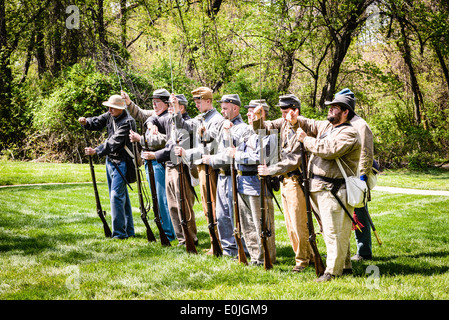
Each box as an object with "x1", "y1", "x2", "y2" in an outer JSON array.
[
  {"x1": 292, "y1": 265, "x2": 306, "y2": 272},
  {"x1": 204, "y1": 248, "x2": 214, "y2": 255},
  {"x1": 316, "y1": 273, "x2": 335, "y2": 282}
]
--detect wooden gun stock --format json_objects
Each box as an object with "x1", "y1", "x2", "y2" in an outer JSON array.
[
  {"x1": 363, "y1": 206, "x2": 382, "y2": 246},
  {"x1": 178, "y1": 148, "x2": 197, "y2": 254},
  {"x1": 84, "y1": 129, "x2": 112, "y2": 238},
  {"x1": 205, "y1": 163, "x2": 223, "y2": 257},
  {"x1": 259, "y1": 130, "x2": 273, "y2": 270},
  {"x1": 201, "y1": 124, "x2": 222, "y2": 257},
  {"x1": 142, "y1": 124, "x2": 171, "y2": 246},
  {"x1": 231, "y1": 161, "x2": 248, "y2": 265},
  {"x1": 299, "y1": 141, "x2": 325, "y2": 277},
  {"x1": 133, "y1": 141, "x2": 156, "y2": 243},
  {"x1": 146, "y1": 160, "x2": 171, "y2": 247}
]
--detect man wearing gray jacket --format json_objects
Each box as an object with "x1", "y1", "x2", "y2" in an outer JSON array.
[
  {"x1": 202, "y1": 94, "x2": 250, "y2": 257},
  {"x1": 173, "y1": 87, "x2": 224, "y2": 254}
]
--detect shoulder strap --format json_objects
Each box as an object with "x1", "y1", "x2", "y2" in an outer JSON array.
[
  {"x1": 335, "y1": 158, "x2": 348, "y2": 179},
  {"x1": 336, "y1": 157, "x2": 358, "y2": 177}
]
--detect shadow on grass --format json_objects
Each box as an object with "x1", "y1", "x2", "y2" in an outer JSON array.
[{"x1": 352, "y1": 250, "x2": 449, "y2": 277}]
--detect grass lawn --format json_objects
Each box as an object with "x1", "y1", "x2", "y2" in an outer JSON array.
[{"x1": 1, "y1": 160, "x2": 449, "y2": 302}]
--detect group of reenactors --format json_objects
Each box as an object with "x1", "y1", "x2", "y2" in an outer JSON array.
[{"x1": 79, "y1": 85, "x2": 376, "y2": 283}]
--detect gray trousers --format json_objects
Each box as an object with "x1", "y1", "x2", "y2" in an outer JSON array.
[
  {"x1": 216, "y1": 174, "x2": 238, "y2": 256},
  {"x1": 238, "y1": 193, "x2": 276, "y2": 264}
]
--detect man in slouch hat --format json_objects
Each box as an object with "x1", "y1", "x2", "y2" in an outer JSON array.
[
  {"x1": 335, "y1": 88, "x2": 377, "y2": 262},
  {"x1": 79, "y1": 95, "x2": 136, "y2": 239},
  {"x1": 292, "y1": 91, "x2": 361, "y2": 282}
]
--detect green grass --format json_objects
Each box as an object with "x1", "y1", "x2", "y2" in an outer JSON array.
[
  {"x1": 1, "y1": 160, "x2": 449, "y2": 300},
  {"x1": 0, "y1": 160, "x2": 104, "y2": 185},
  {"x1": 377, "y1": 167, "x2": 449, "y2": 191}
]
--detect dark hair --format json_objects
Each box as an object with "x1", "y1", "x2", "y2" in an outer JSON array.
[{"x1": 340, "y1": 105, "x2": 355, "y2": 121}]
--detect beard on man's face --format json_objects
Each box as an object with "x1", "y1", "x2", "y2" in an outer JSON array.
[{"x1": 327, "y1": 112, "x2": 341, "y2": 124}]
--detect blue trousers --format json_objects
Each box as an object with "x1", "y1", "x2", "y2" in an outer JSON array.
[
  {"x1": 106, "y1": 159, "x2": 134, "y2": 239},
  {"x1": 354, "y1": 205, "x2": 372, "y2": 257},
  {"x1": 216, "y1": 175, "x2": 238, "y2": 256},
  {"x1": 145, "y1": 160, "x2": 176, "y2": 241}
]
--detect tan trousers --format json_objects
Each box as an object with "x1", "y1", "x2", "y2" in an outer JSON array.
[
  {"x1": 310, "y1": 188, "x2": 352, "y2": 276},
  {"x1": 165, "y1": 165, "x2": 197, "y2": 244},
  {"x1": 281, "y1": 176, "x2": 313, "y2": 267},
  {"x1": 238, "y1": 193, "x2": 276, "y2": 264},
  {"x1": 197, "y1": 164, "x2": 220, "y2": 248}
]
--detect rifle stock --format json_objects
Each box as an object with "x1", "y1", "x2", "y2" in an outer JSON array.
[
  {"x1": 200, "y1": 122, "x2": 222, "y2": 257},
  {"x1": 141, "y1": 124, "x2": 171, "y2": 246},
  {"x1": 299, "y1": 141, "x2": 325, "y2": 277},
  {"x1": 133, "y1": 141, "x2": 156, "y2": 243},
  {"x1": 230, "y1": 158, "x2": 248, "y2": 265},
  {"x1": 83, "y1": 129, "x2": 112, "y2": 238},
  {"x1": 146, "y1": 159, "x2": 172, "y2": 246},
  {"x1": 205, "y1": 162, "x2": 223, "y2": 257},
  {"x1": 178, "y1": 139, "x2": 197, "y2": 254},
  {"x1": 259, "y1": 130, "x2": 273, "y2": 270}
]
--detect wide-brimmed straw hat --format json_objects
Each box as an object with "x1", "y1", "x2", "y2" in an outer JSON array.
[{"x1": 102, "y1": 95, "x2": 126, "y2": 109}]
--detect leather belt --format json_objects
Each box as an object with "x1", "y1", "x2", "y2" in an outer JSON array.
[
  {"x1": 219, "y1": 168, "x2": 231, "y2": 176},
  {"x1": 237, "y1": 170, "x2": 257, "y2": 176},
  {"x1": 281, "y1": 170, "x2": 302, "y2": 179},
  {"x1": 311, "y1": 174, "x2": 345, "y2": 185}
]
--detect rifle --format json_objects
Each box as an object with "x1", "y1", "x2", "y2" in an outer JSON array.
[
  {"x1": 363, "y1": 206, "x2": 382, "y2": 246},
  {"x1": 177, "y1": 136, "x2": 198, "y2": 254},
  {"x1": 259, "y1": 129, "x2": 273, "y2": 270},
  {"x1": 83, "y1": 129, "x2": 112, "y2": 238},
  {"x1": 142, "y1": 124, "x2": 171, "y2": 246},
  {"x1": 132, "y1": 140, "x2": 156, "y2": 243},
  {"x1": 228, "y1": 130, "x2": 247, "y2": 265},
  {"x1": 200, "y1": 122, "x2": 222, "y2": 257},
  {"x1": 299, "y1": 140, "x2": 326, "y2": 277}
]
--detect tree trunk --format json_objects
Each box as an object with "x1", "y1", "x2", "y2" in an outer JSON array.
[
  {"x1": 399, "y1": 19, "x2": 423, "y2": 125},
  {"x1": 51, "y1": 0, "x2": 63, "y2": 76},
  {"x1": 434, "y1": 44, "x2": 449, "y2": 94},
  {"x1": 97, "y1": 0, "x2": 108, "y2": 61},
  {"x1": 277, "y1": 50, "x2": 295, "y2": 94},
  {"x1": 0, "y1": 0, "x2": 11, "y2": 102},
  {"x1": 20, "y1": 30, "x2": 35, "y2": 84},
  {"x1": 120, "y1": 0, "x2": 127, "y2": 48},
  {"x1": 319, "y1": 34, "x2": 352, "y2": 108},
  {"x1": 35, "y1": 23, "x2": 46, "y2": 77}
]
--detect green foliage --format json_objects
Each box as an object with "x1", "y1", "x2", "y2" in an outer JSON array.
[
  {"x1": 370, "y1": 100, "x2": 442, "y2": 170},
  {"x1": 1, "y1": 0, "x2": 449, "y2": 169},
  {"x1": 219, "y1": 71, "x2": 281, "y2": 121},
  {"x1": 28, "y1": 60, "x2": 115, "y2": 162},
  {"x1": 147, "y1": 53, "x2": 200, "y2": 117}
]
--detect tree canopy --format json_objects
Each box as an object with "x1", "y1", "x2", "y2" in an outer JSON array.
[{"x1": 0, "y1": 0, "x2": 448, "y2": 169}]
